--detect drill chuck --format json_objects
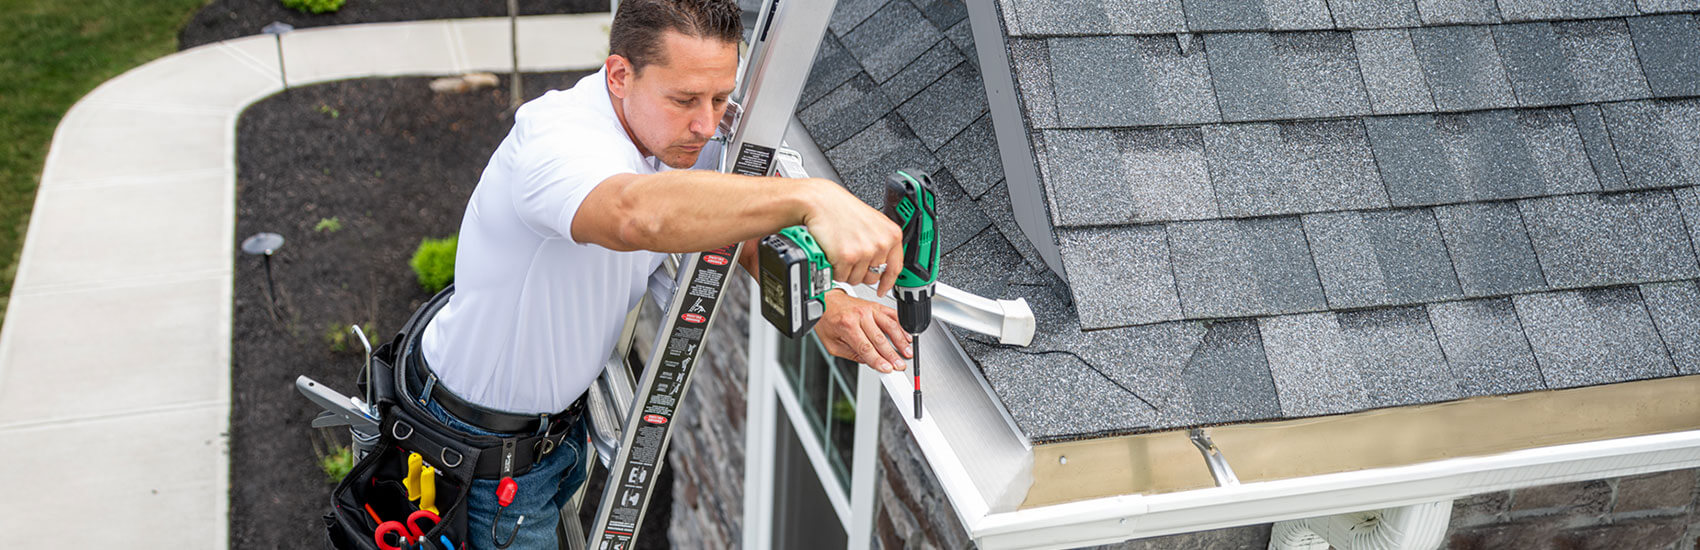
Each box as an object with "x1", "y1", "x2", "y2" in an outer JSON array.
[{"x1": 895, "y1": 286, "x2": 934, "y2": 335}]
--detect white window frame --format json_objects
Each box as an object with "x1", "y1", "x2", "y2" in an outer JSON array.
[{"x1": 743, "y1": 293, "x2": 882, "y2": 549}]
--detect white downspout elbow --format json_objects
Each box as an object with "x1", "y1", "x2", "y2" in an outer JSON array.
[{"x1": 1269, "y1": 500, "x2": 1453, "y2": 550}]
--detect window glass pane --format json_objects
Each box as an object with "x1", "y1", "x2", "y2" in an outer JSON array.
[
  {"x1": 777, "y1": 332, "x2": 803, "y2": 395},
  {"x1": 827, "y1": 357, "x2": 857, "y2": 492},
  {"x1": 802, "y1": 335, "x2": 832, "y2": 440}
]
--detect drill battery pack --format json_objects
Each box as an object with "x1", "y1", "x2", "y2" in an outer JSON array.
[{"x1": 758, "y1": 226, "x2": 832, "y2": 338}]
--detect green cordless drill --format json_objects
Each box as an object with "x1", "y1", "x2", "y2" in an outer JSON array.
[
  {"x1": 756, "y1": 170, "x2": 939, "y2": 421},
  {"x1": 884, "y1": 170, "x2": 939, "y2": 420}
]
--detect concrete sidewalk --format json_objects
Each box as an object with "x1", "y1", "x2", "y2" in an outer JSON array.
[{"x1": 0, "y1": 15, "x2": 609, "y2": 548}]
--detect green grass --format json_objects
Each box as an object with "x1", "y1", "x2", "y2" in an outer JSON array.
[{"x1": 0, "y1": 0, "x2": 205, "y2": 324}]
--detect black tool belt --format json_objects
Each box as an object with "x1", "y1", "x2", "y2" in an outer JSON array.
[
  {"x1": 405, "y1": 343, "x2": 586, "y2": 437},
  {"x1": 385, "y1": 284, "x2": 585, "y2": 480},
  {"x1": 323, "y1": 285, "x2": 586, "y2": 550}
]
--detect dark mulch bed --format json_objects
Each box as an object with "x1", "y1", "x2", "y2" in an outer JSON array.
[
  {"x1": 181, "y1": 0, "x2": 607, "y2": 51},
  {"x1": 233, "y1": 71, "x2": 672, "y2": 548}
]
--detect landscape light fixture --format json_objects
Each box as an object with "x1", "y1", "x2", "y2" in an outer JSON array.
[
  {"x1": 262, "y1": 21, "x2": 294, "y2": 89},
  {"x1": 241, "y1": 232, "x2": 285, "y2": 314}
]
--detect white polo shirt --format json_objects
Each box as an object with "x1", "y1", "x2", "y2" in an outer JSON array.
[{"x1": 421, "y1": 69, "x2": 685, "y2": 414}]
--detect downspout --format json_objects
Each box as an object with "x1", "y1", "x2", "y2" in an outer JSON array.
[{"x1": 1269, "y1": 500, "x2": 1453, "y2": 550}]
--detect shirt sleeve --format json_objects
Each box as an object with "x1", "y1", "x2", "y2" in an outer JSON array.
[{"x1": 509, "y1": 126, "x2": 635, "y2": 244}]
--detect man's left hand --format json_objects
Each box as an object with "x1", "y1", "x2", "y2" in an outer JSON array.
[{"x1": 813, "y1": 289, "x2": 913, "y2": 373}]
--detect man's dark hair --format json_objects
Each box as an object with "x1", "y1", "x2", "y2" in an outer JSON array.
[{"x1": 610, "y1": 0, "x2": 743, "y2": 72}]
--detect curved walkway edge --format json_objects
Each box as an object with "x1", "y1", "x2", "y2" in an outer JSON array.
[{"x1": 0, "y1": 14, "x2": 610, "y2": 548}]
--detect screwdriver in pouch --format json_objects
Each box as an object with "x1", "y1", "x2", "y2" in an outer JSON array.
[{"x1": 882, "y1": 170, "x2": 939, "y2": 420}]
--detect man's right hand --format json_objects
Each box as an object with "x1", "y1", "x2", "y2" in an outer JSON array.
[{"x1": 799, "y1": 178, "x2": 905, "y2": 297}]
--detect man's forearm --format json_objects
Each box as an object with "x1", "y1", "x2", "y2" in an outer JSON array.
[{"x1": 595, "y1": 170, "x2": 820, "y2": 253}]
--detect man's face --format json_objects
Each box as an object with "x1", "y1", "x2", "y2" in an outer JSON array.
[{"x1": 609, "y1": 30, "x2": 739, "y2": 169}]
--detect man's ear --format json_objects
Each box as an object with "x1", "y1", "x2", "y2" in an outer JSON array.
[{"x1": 606, "y1": 55, "x2": 633, "y2": 99}]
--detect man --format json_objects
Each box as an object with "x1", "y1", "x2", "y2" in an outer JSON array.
[{"x1": 416, "y1": 0, "x2": 912, "y2": 547}]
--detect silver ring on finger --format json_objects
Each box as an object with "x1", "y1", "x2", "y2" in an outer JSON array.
[{"x1": 869, "y1": 264, "x2": 888, "y2": 274}]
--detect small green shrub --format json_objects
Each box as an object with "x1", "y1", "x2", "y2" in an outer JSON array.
[
  {"x1": 325, "y1": 321, "x2": 376, "y2": 353},
  {"x1": 410, "y1": 235, "x2": 457, "y2": 293},
  {"x1": 318, "y1": 444, "x2": 354, "y2": 483},
  {"x1": 316, "y1": 103, "x2": 340, "y2": 118},
  {"x1": 314, "y1": 216, "x2": 342, "y2": 233},
  {"x1": 282, "y1": 0, "x2": 345, "y2": 15}
]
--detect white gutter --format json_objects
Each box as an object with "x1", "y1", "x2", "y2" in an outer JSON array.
[{"x1": 940, "y1": 425, "x2": 1700, "y2": 549}]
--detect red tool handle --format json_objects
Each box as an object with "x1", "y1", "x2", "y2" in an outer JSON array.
[
  {"x1": 374, "y1": 521, "x2": 410, "y2": 550},
  {"x1": 497, "y1": 477, "x2": 517, "y2": 507}
]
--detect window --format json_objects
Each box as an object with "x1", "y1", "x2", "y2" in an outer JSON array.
[{"x1": 775, "y1": 333, "x2": 860, "y2": 494}]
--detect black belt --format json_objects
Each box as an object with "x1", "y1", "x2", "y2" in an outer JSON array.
[{"x1": 406, "y1": 345, "x2": 585, "y2": 435}]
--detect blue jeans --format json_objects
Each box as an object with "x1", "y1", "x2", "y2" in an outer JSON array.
[{"x1": 421, "y1": 396, "x2": 591, "y2": 550}]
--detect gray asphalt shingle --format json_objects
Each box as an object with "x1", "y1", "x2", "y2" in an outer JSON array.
[
  {"x1": 799, "y1": 34, "x2": 862, "y2": 110},
  {"x1": 939, "y1": 226, "x2": 1021, "y2": 298},
  {"x1": 839, "y1": 0, "x2": 941, "y2": 82},
  {"x1": 1571, "y1": 105, "x2": 1630, "y2": 190},
  {"x1": 827, "y1": 114, "x2": 944, "y2": 205},
  {"x1": 829, "y1": 0, "x2": 889, "y2": 36},
  {"x1": 1520, "y1": 191, "x2": 1700, "y2": 289},
  {"x1": 1206, "y1": 31, "x2": 1371, "y2": 122},
  {"x1": 1204, "y1": 120, "x2": 1388, "y2": 217},
  {"x1": 1410, "y1": 25, "x2": 1518, "y2": 112},
  {"x1": 1364, "y1": 110, "x2": 1598, "y2": 207},
  {"x1": 1515, "y1": 287, "x2": 1675, "y2": 388},
  {"x1": 798, "y1": 73, "x2": 893, "y2": 150},
  {"x1": 1413, "y1": 0, "x2": 1500, "y2": 24},
  {"x1": 1058, "y1": 225, "x2": 1182, "y2": 328},
  {"x1": 1007, "y1": 38, "x2": 1058, "y2": 128},
  {"x1": 935, "y1": 115, "x2": 1002, "y2": 199},
  {"x1": 1642, "y1": 281, "x2": 1700, "y2": 375},
  {"x1": 928, "y1": 169, "x2": 994, "y2": 255},
  {"x1": 879, "y1": 40, "x2": 965, "y2": 107},
  {"x1": 1327, "y1": 0, "x2": 1420, "y2": 28},
  {"x1": 1010, "y1": 0, "x2": 1187, "y2": 35},
  {"x1": 1601, "y1": 100, "x2": 1700, "y2": 190},
  {"x1": 970, "y1": 341, "x2": 1159, "y2": 440},
  {"x1": 1491, "y1": 19, "x2": 1651, "y2": 107},
  {"x1": 1118, "y1": 128, "x2": 1220, "y2": 224},
  {"x1": 896, "y1": 62, "x2": 987, "y2": 151},
  {"x1": 1183, "y1": 320, "x2": 1283, "y2": 425},
  {"x1": 1552, "y1": 20, "x2": 1652, "y2": 103},
  {"x1": 1261, "y1": 313, "x2": 1371, "y2": 417},
  {"x1": 1043, "y1": 129, "x2": 1130, "y2": 226},
  {"x1": 1304, "y1": 209, "x2": 1462, "y2": 309},
  {"x1": 1048, "y1": 128, "x2": 1220, "y2": 226},
  {"x1": 1169, "y1": 217, "x2": 1327, "y2": 319},
  {"x1": 946, "y1": 20, "x2": 974, "y2": 67},
  {"x1": 1185, "y1": 0, "x2": 1334, "y2": 31},
  {"x1": 1497, "y1": 0, "x2": 1633, "y2": 21},
  {"x1": 1049, "y1": 35, "x2": 1219, "y2": 128},
  {"x1": 1495, "y1": 23, "x2": 1583, "y2": 106},
  {"x1": 1681, "y1": 187, "x2": 1700, "y2": 250},
  {"x1": 979, "y1": 182, "x2": 1047, "y2": 271},
  {"x1": 1335, "y1": 307, "x2": 1461, "y2": 408},
  {"x1": 1428, "y1": 298, "x2": 1545, "y2": 396},
  {"x1": 1629, "y1": 15, "x2": 1700, "y2": 98},
  {"x1": 1637, "y1": 0, "x2": 1700, "y2": 13},
  {"x1": 909, "y1": 0, "x2": 968, "y2": 30},
  {"x1": 1433, "y1": 201, "x2": 1549, "y2": 297},
  {"x1": 1352, "y1": 29, "x2": 1436, "y2": 115}
]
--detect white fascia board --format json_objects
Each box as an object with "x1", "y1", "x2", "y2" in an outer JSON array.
[{"x1": 964, "y1": 429, "x2": 1700, "y2": 550}]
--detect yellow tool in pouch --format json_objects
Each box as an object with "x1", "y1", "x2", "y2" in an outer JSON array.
[
  {"x1": 419, "y1": 465, "x2": 438, "y2": 515},
  {"x1": 404, "y1": 453, "x2": 423, "y2": 497}
]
